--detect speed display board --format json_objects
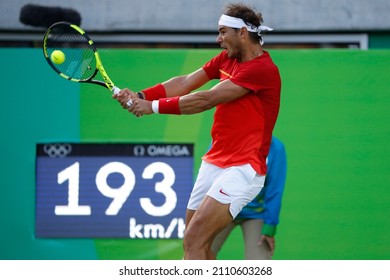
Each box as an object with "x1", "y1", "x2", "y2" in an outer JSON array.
[{"x1": 35, "y1": 143, "x2": 194, "y2": 239}]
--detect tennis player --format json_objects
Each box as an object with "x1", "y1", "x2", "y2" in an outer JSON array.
[
  {"x1": 113, "y1": 3, "x2": 281, "y2": 259},
  {"x1": 211, "y1": 136, "x2": 287, "y2": 259}
]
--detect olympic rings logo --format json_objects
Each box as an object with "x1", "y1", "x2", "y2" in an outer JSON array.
[{"x1": 43, "y1": 143, "x2": 72, "y2": 158}]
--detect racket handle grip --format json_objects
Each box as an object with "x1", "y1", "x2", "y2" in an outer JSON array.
[
  {"x1": 112, "y1": 86, "x2": 121, "y2": 94},
  {"x1": 112, "y1": 86, "x2": 133, "y2": 107}
]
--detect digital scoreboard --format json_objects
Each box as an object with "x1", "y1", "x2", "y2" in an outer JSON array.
[{"x1": 35, "y1": 143, "x2": 194, "y2": 239}]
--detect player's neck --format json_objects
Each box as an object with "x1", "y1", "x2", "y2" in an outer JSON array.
[{"x1": 239, "y1": 44, "x2": 264, "y2": 62}]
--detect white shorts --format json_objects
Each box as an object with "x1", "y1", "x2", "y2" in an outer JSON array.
[{"x1": 187, "y1": 161, "x2": 265, "y2": 218}]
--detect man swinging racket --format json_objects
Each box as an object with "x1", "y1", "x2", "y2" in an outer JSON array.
[{"x1": 113, "y1": 3, "x2": 281, "y2": 259}]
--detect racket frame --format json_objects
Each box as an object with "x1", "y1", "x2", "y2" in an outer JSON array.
[{"x1": 43, "y1": 21, "x2": 120, "y2": 94}]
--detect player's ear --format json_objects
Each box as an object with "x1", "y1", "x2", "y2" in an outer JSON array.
[{"x1": 239, "y1": 27, "x2": 247, "y2": 37}]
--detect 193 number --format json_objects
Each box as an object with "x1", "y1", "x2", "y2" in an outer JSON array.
[{"x1": 54, "y1": 161, "x2": 177, "y2": 217}]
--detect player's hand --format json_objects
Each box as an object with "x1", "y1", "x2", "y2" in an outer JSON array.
[
  {"x1": 112, "y1": 88, "x2": 138, "y2": 109},
  {"x1": 128, "y1": 98, "x2": 153, "y2": 117},
  {"x1": 259, "y1": 235, "x2": 275, "y2": 257}
]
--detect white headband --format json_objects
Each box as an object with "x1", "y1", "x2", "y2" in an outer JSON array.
[{"x1": 218, "y1": 14, "x2": 273, "y2": 44}]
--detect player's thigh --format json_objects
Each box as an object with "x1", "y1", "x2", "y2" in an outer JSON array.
[
  {"x1": 186, "y1": 195, "x2": 233, "y2": 244},
  {"x1": 187, "y1": 161, "x2": 223, "y2": 211},
  {"x1": 207, "y1": 164, "x2": 265, "y2": 218}
]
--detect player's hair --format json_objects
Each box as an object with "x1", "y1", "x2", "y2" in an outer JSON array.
[{"x1": 223, "y1": 3, "x2": 264, "y2": 44}]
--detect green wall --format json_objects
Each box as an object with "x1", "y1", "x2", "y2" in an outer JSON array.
[{"x1": 0, "y1": 48, "x2": 389, "y2": 260}]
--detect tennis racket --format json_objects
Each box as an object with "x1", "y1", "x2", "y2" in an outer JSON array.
[{"x1": 42, "y1": 21, "x2": 121, "y2": 95}]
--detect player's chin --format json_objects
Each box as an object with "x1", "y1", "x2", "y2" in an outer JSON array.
[
  {"x1": 222, "y1": 47, "x2": 231, "y2": 57},
  {"x1": 225, "y1": 49, "x2": 235, "y2": 58}
]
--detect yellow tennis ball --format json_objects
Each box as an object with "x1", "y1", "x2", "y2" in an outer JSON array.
[{"x1": 51, "y1": 50, "x2": 65, "y2": 64}]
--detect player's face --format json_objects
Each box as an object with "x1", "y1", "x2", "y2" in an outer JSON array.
[{"x1": 217, "y1": 26, "x2": 242, "y2": 59}]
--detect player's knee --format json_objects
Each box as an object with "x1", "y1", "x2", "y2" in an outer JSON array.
[{"x1": 183, "y1": 227, "x2": 198, "y2": 251}]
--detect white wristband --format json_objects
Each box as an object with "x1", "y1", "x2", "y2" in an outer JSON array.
[{"x1": 151, "y1": 100, "x2": 159, "y2": 114}]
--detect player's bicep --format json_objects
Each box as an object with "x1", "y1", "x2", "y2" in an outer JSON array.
[
  {"x1": 179, "y1": 79, "x2": 250, "y2": 114},
  {"x1": 208, "y1": 79, "x2": 251, "y2": 104},
  {"x1": 184, "y1": 69, "x2": 211, "y2": 91}
]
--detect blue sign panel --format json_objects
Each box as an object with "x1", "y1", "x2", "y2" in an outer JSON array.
[{"x1": 35, "y1": 143, "x2": 194, "y2": 238}]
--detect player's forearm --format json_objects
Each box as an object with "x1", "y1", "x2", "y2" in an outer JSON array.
[
  {"x1": 178, "y1": 91, "x2": 216, "y2": 114},
  {"x1": 147, "y1": 90, "x2": 216, "y2": 115},
  {"x1": 163, "y1": 76, "x2": 192, "y2": 97},
  {"x1": 163, "y1": 69, "x2": 209, "y2": 98},
  {"x1": 136, "y1": 77, "x2": 190, "y2": 101}
]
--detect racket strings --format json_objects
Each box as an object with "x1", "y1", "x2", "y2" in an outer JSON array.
[{"x1": 45, "y1": 24, "x2": 97, "y2": 81}]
